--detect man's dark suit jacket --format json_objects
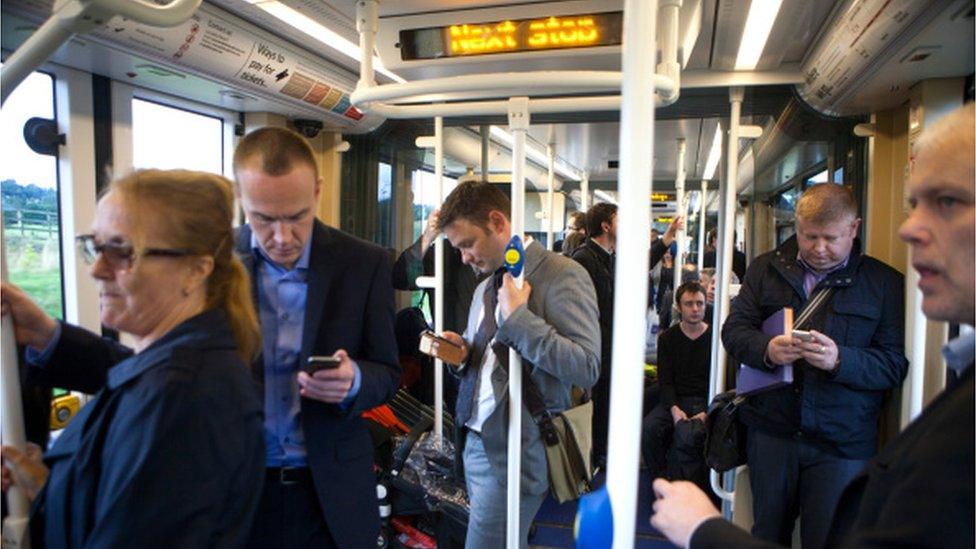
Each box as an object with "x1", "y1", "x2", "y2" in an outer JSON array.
[
  {"x1": 238, "y1": 220, "x2": 400, "y2": 548},
  {"x1": 689, "y1": 364, "x2": 974, "y2": 548}
]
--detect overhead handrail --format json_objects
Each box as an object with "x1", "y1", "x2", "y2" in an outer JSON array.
[
  {"x1": 1, "y1": 0, "x2": 202, "y2": 104},
  {"x1": 350, "y1": 71, "x2": 671, "y2": 105}
]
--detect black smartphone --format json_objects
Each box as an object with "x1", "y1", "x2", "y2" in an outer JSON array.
[{"x1": 304, "y1": 355, "x2": 341, "y2": 375}]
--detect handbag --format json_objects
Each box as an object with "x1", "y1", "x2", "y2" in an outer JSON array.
[
  {"x1": 522, "y1": 368, "x2": 594, "y2": 503},
  {"x1": 705, "y1": 287, "x2": 838, "y2": 472}
]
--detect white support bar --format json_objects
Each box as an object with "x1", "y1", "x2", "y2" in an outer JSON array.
[
  {"x1": 356, "y1": 0, "x2": 379, "y2": 89},
  {"x1": 657, "y1": 0, "x2": 682, "y2": 104},
  {"x1": 352, "y1": 71, "x2": 635, "y2": 105},
  {"x1": 708, "y1": 87, "x2": 744, "y2": 502},
  {"x1": 1, "y1": 0, "x2": 201, "y2": 104},
  {"x1": 360, "y1": 94, "x2": 662, "y2": 119},
  {"x1": 415, "y1": 136, "x2": 436, "y2": 148},
  {"x1": 415, "y1": 276, "x2": 436, "y2": 289},
  {"x1": 673, "y1": 138, "x2": 688, "y2": 294},
  {"x1": 608, "y1": 2, "x2": 657, "y2": 547},
  {"x1": 697, "y1": 181, "x2": 707, "y2": 272},
  {"x1": 1, "y1": 212, "x2": 32, "y2": 548},
  {"x1": 546, "y1": 140, "x2": 556, "y2": 251},
  {"x1": 433, "y1": 115, "x2": 445, "y2": 445},
  {"x1": 506, "y1": 96, "x2": 529, "y2": 549}
]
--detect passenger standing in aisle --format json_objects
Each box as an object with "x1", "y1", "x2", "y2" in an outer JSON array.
[
  {"x1": 571, "y1": 202, "x2": 618, "y2": 467},
  {"x1": 233, "y1": 127, "x2": 400, "y2": 549},
  {"x1": 650, "y1": 100, "x2": 974, "y2": 549},
  {"x1": 393, "y1": 208, "x2": 486, "y2": 335},
  {"x1": 436, "y1": 182, "x2": 601, "y2": 549},
  {"x1": 720, "y1": 183, "x2": 908, "y2": 548}
]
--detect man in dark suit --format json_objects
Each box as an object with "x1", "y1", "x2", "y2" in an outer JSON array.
[
  {"x1": 571, "y1": 202, "x2": 617, "y2": 466},
  {"x1": 233, "y1": 127, "x2": 400, "y2": 548},
  {"x1": 650, "y1": 102, "x2": 975, "y2": 549}
]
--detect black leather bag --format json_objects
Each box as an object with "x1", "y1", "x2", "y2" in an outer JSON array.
[{"x1": 705, "y1": 390, "x2": 747, "y2": 473}]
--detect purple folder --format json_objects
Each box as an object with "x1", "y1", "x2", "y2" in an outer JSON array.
[{"x1": 737, "y1": 308, "x2": 794, "y2": 396}]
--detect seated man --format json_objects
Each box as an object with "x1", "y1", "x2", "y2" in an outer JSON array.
[{"x1": 642, "y1": 282, "x2": 711, "y2": 490}]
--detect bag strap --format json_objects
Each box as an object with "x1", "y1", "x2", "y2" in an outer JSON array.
[
  {"x1": 520, "y1": 364, "x2": 562, "y2": 447},
  {"x1": 794, "y1": 287, "x2": 837, "y2": 330}
]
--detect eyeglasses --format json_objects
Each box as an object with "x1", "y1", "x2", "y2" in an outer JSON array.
[{"x1": 76, "y1": 234, "x2": 191, "y2": 270}]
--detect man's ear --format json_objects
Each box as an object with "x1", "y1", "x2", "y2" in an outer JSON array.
[
  {"x1": 487, "y1": 210, "x2": 507, "y2": 233},
  {"x1": 851, "y1": 217, "x2": 862, "y2": 236}
]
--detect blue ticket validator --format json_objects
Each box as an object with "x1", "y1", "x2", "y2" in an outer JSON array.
[{"x1": 503, "y1": 235, "x2": 525, "y2": 278}]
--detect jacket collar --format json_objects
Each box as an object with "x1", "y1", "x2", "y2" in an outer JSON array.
[
  {"x1": 106, "y1": 308, "x2": 234, "y2": 389},
  {"x1": 771, "y1": 235, "x2": 864, "y2": 295}
]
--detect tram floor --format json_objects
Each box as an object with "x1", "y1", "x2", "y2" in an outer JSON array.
[{"x1": 528, "y1": 469, "x2": 674, "y2": 548}]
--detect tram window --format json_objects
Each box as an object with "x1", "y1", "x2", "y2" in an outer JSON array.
[
  {"x1": 131, "y1": 98, "x2": 223, "y2": 174},
  {"x1": 411, "y1": 169, "x2": 457, "y2": 239},
  {"x1": 1, "y1": 71, "x2": 64, "y2": 319},
  {"x1": 377, "y1": 162, "x2": 393, "y2": 246},
  {"x1": 410, "y1": 169, "x2": 457, "y2": 313}
]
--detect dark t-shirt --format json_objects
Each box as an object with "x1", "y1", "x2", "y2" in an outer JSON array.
[{"x1": 657, "y1": 323, "x2": 712, "y2": 409}]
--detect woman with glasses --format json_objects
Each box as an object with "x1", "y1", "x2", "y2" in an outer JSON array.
[{"x1": 1, "y1": 169, "x2": 265, "y2": 547}]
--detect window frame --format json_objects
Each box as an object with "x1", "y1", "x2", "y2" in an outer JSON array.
[{"x1": 111, "y1": 82, "x2": 238, "y2": 179}]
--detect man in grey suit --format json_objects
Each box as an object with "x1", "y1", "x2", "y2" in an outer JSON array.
[{"x1": 438, "y1": 182, "x2": 601, "y2": 549}]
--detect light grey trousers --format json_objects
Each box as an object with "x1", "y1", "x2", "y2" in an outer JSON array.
[{"x1": 463, "y1": 431, "x2": 548, "y2": 549}]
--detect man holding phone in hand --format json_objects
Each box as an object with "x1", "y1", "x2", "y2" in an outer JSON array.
[
  {"x1": 721, "y1": 183, "x2": 907, "y2": 549},
  {"x1": 234, "y1": 127, "x2": 399, "y2": 549},
  {"x1": 434, "y1": 182, "x2": 601, "y2": 549}
]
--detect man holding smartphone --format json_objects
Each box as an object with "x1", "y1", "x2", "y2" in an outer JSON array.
[
  {"x1": 234, "y1": 127, "x2": 400, "y2": 549},
  {"x1": 435, "y1": 182, "x2": 601, "y2": 549},
  {"x1": 721, "y1": 183, "x2": 908, "y2": 549}
]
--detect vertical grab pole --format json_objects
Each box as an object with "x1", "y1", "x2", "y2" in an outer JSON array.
[
  {"x1": 608, "y1": 1, "x2": 656, "y2": 547},
  {"x1": 708, "y1": 87, "x2": 744, "y2": 501},
  {"x1": 672, "y1": 138, "x2": 687, "y2": 293},
  {"x1": 581, "y1": 172, "x2": 590, "y2": 211},
  {"x1": 1, "y1": 211, "x2": 32, "y2": 548},
  {"x1": 697, "y1": 181, "x2": 707, "y2": 272},
  {"x1": 506, "y1": 96, "x2": 530, "y2": 549},
  {"x1": 546, "y1": 137, "x2": 556, "y2": 251},
  {"x1": 481, "y1": 125, "x2": 491, "y2": 180},
  {"x1": 433, "y1": 115, "x2": 445, "y2": 444}
]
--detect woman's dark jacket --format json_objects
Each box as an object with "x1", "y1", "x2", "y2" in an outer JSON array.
[
  {"x1": 721, "y1": 236, "x2": 908, "y2": 458},
  {"x1": 29, "y1": 309, "x2": 265, "y2": 548}
]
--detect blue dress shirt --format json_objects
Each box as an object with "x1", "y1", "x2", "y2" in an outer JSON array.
[{"x1": 251, "y1": 233, "x2": 361, "y2": 467}]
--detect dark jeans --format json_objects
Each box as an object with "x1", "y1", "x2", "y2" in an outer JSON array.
[
  {"x1": 246, "y1": 468, "x2": 337, "y2": 549},
  {"x1": 641, "y1": 396, "x2": 708, "y2": 479},
  {"x1": 747, "y1": 428, "x2": 868, "y2": 549}
]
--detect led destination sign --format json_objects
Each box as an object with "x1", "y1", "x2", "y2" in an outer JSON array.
[{"x1": 399, "y1": 12, "x2": 623, "y2": 60}]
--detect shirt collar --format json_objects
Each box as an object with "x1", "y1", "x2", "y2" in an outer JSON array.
[
  {"x1": 796, "y1": 251, "x2": 850, "y2": 278},
  {"x1": 942, "y1": 330, "x2": 976, "y2": 376},
  {"x1": 250, "y1": 230, "x2": 313, "y2": 271}
]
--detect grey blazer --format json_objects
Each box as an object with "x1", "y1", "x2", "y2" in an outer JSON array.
[{"x1": 460, "y1": 240, "x2": 601, "y2": 495}]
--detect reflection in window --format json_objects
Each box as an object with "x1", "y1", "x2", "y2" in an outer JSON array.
[
  {"x1": 377, "y1": 162, "x2": 393, "y2": 246},
  {"x1": 132, "y1": 98, "x2": 223, "y2": 174},
  {"x1": 409, "y1": 169, "x2": 457, "y2": 313},
  {"x1": 411, "y1": 169, "x2": 457, "y2": 240},
  {"x1": 1, "y1": 71, "x2": 63, "y2": 319}
]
